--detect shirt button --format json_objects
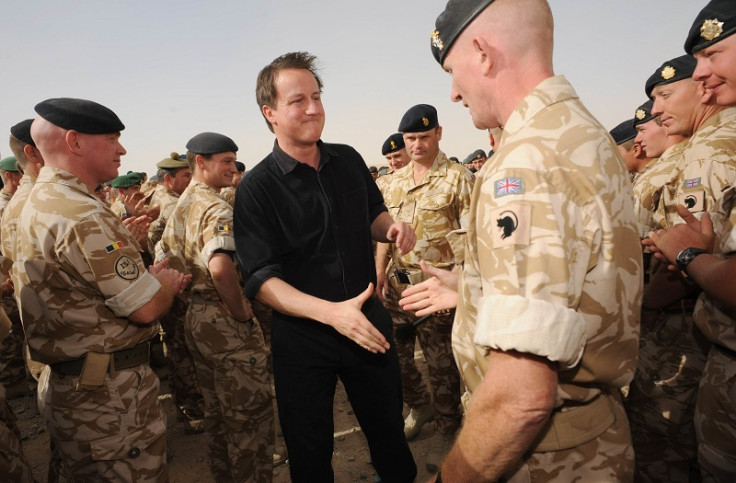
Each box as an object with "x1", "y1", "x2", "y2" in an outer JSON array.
[
  {"x1": 128, "y1": 447, "x2": 141, "y2": 459},
  {"x1": 249, "y1": 357, "x2": 257, "y2": 365}
]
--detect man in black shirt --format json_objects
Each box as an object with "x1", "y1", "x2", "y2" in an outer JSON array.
[{"x1": 234, "y1": 51, "x2": 417, "y2": 482}]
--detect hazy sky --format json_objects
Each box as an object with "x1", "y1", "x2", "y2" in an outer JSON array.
[{"x1": 1, "y1": 1, "x2": 705, "y2": 173}]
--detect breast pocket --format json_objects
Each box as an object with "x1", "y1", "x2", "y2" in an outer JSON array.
[{"x1": 416, "y1": 193, "x2": 457, "y2": 240}]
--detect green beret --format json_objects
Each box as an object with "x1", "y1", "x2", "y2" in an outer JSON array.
[
  {"x1": 110, "y1": 172, "x2": 142, "y2": 188},
  {"x1": 471, "y1": 149, "x2": 486, "y2": 161},
  {"x1": 34, "y1": 97, "x2": 124, "y2": 134},
  {"x1": 186, "y1": 132, "x2": 238, "y2": 155},
  {"x1": 382, "y1": 133, "x2": 405, "y2": 155},
  {"x1": 398, "y1": 104, "x2": 439, "y2": 133},
  {"x1": 633, "y1": 99, "x2": 656, "y2": 127},
  {"x1": 645, "y1": 55, "x2": 697, "y2": 98},
  {"x1": 685, "y1": 0, "x2": 736, "y2": 54},
  {"x1": 609, "y1": 119, "x2": 637, "y2": 145},
  {"x1": 431, "y1": 0, "x2": 495, "y2": 65},
  {"x1": 157, "y1": 152, "x2": 189, "y2": 170},
  {"x1": 0, "y1": 157, "x2": 18, "y2": 172},
  {"x1": 10, "y1": 119, "x2": 35, "y2": 147}
]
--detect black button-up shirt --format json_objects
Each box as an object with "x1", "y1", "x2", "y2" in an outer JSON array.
[{"x1": 234, "y1": 140, "x2": 387, "y2": 304}]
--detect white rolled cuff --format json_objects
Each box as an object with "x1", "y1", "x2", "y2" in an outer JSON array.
[
  {"x1": 474, "y1": 294, "x2": 586, "y2": 369},
  {"x1": 105, "y1": 270, "x2": 161, "y2": 317}
]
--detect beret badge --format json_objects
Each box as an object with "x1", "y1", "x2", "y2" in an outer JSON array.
[
  {"x1": 422, "y1": 117, "x2": 429, "y2": 127},
  {"x1": 635, "y1": 109, "x2": 646, "y2": 120},
  {"x1": 661, "y1": 66, "x2": 676, "y2": 80},
  {"x1": 431, "y1": 30, "x2": 444, "y2": 51},
  {"x1": 390, "y1": 140, "x2": 397, "y2": 149},
  {"x1": 700, "y1": 18, "x2": 724, "y2": 41}
]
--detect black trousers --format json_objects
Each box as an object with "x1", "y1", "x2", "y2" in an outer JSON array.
[{"x1": 272, "y1": 296, "x2": 417, "y2": 482}]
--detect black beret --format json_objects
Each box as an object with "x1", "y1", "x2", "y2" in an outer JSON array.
[
  {"x1": 398, "y1": 104, "x2": 439, "y2": 133},
  {"x1": 633, "y1": 99, "x2": 656, "y2": 127},
  {"x1": 234, "y1": 161, "x2": 246, "y2": 172},
  {"x1": 369, "y1": 166, "x2": 378, "y2": 173},
  {"x1": 645, "y1": 55, "x2": 697, "y2": 98},
  {"x1": 186, "y1": 132, "x2": 238, "y2": 155},
  {"x1": 685, "y1": 0, "x2": 736, "y2": 54},
  {"x1": 10, "y1": 119, "x2": 35, "y2": 147},
  {"x1": 431, "y1": 0, "x2": 495, "y2": 65},
  {"x1": 609, "y1": 119, "x2": 637, "y2": 145},
  {"x1": 34, "y1": 97, "x2": 124, "y2": 134},
  {"x1": 382, "y1": 133, "x2": 405, "y2": 155}
]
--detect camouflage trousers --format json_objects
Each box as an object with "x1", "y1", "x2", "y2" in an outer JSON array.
[
  {"x1": 159, "y1": 298, "x2": 204, "y2": 421},
  {"x1": 0, "y1": 391, "x2": 33, "y2": 482},
  {"x1": 39, "y1": 363, "x2": 167, "y2": 482},
  {"x1": 186, "y1": 298, "x2": 274, "y2": 483},
  {"x1": 385, "y1": 279, "x2": 462, "y2": 436},
  {"x1": 625, "y1": 310, "x2": 710, "y2": 482},
  {"x1": 694, "y1": 345, "x2": 736, "y2": 481},
  {"x1": 0, "y1": 296, "x2": 31, "y2": 389},
  {"x1": 505, "y1": 392, "x2": 634, "y2": 482}
]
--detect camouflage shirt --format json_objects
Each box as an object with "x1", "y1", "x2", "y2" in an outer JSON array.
[
  {"x1": 147, "y1": 183, "x2": 180, "y2": 254},
  {"x1": 0, "y1": 190, "x2": 12, "y2": 219},
  {"x1": 694, "y1": 186, "x2": 736, "y2": 351},
  {"x1": 1, "y1": 175, "x2": 35, "y2": 264},
  {"x1": 12, "y1": 167, "x2": 161, "y2": 364},
  {"x1": 161, "y1": 181, "x2": 235, "y2": 300},
  {"x1": 636, "y1": 142, "x2": 689, "y2": 232},
  {"x1": 655, "y1": 107, "x2": 736, "y2": 228},
  {"x1": 109, "y1": 197, "x2": 126, "y2": 219},
  {"x1": 383, "y1": 152, "x2": 473, "y2": 270},
  {"x1": 220, "y1": 186, "x2": 236, "y2": 207},
  {"x1": 454, "y1": 76, "x2": 643, "y2": 407}
]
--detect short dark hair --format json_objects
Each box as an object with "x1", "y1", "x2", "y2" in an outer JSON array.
[{"x1": 255, "y1": 51, "x2": 323, "y2": 133}]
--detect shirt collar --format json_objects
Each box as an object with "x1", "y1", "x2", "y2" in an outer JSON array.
[
  {"x1": 37, "y1": 166, "x2": 96, "y2": 199},
  {"x1": 271, "y1": 139, "x2": 338, "y2": 175}
]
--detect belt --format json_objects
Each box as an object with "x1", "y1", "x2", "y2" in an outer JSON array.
[{"x1": 50, "y1": 342, "x2": 150, "y2": 376}]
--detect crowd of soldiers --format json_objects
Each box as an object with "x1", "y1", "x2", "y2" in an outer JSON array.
[{"x1": 1, "y1": 0, "x2": 736, "y2": 482}]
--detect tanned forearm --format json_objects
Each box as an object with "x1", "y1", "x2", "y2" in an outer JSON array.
[
  {"x1": 441, "y1": 350, "x2": 557, "y2": 481},
  {"x1": 686, "y1": 255, "x2": 736, "y2": 308}
]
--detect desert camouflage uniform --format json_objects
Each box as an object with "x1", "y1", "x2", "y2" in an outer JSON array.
[
  {"x1": 109, "y1": 197, "x2": 126, "y2": 219},
  {"x1": 220, "y1": 186, "x2": 236, "y2": 207},
  {"x1": 0, "y1": 178, "x2": 29, "y2": 393},
  {"x1": 0, "y1": 305, "x2": 33, "y2": 482},
  {"x1": 161, "y1": 180, "x2": 274, "y2": 482},
  {"x1": 13, "y1": 167, "x2": 167, "y2": 481},
  {"x1": 690, "y1": 186, "x2": 736, "y2": 480},
  {"x1": 454, "y1": 76, "x2": 641, "y2": 481},
  {"x1": 382, "y1": 152, "x2": 472, "y2": 435},
  {"x1": 654, "y1": 107, "x2": 736, "y2": 229},
  {"x1": 147, "y1": 183, "x2": 205, "y2": 423},
  {"x1": 627, "y1": 110, "x2": 736, "y2": 481}
]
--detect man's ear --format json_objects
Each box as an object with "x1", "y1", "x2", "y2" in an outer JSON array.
[
  {"x1": 65, "y1": 130, "x2": 83, "y2": 155},
  {"x1": 474, "y1": 37, "x2": 494, "y2": 76},
  {"x1": 262, "y1": 105, "x2": 276, "y2": 127}
]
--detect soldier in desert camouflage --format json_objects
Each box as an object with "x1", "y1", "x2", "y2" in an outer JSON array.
[
  {"x1": 146, "y1": 152, "x2": 205, "y2": 434},
  {"x1": 13, "y1": 97, "x2": 190, "y2": 481},
  {"x1": 401, "y1": 0, "x2": 642, "y2": 480},
  {"x1": 160, "y1": 132, "x2": 274, "y2": 482},
  {"x1": 645, "y1": 1, "x2": 736, "y2": 479},
  {"x1": 378, "y1": 103, "x2": 473, "y2": 472}
]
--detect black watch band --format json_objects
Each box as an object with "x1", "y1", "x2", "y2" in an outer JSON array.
[{"x1": 675, "y1": 247, "x2": 707, "y2": 273}]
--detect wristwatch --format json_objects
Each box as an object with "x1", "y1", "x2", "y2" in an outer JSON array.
[{"x1": 675, "y1": 247, "x2": 707, "y2": 273}]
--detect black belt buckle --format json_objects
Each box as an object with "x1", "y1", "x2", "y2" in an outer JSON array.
[{"x1": 395, "y1": 269, "x2": 411, "y2": 285}]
